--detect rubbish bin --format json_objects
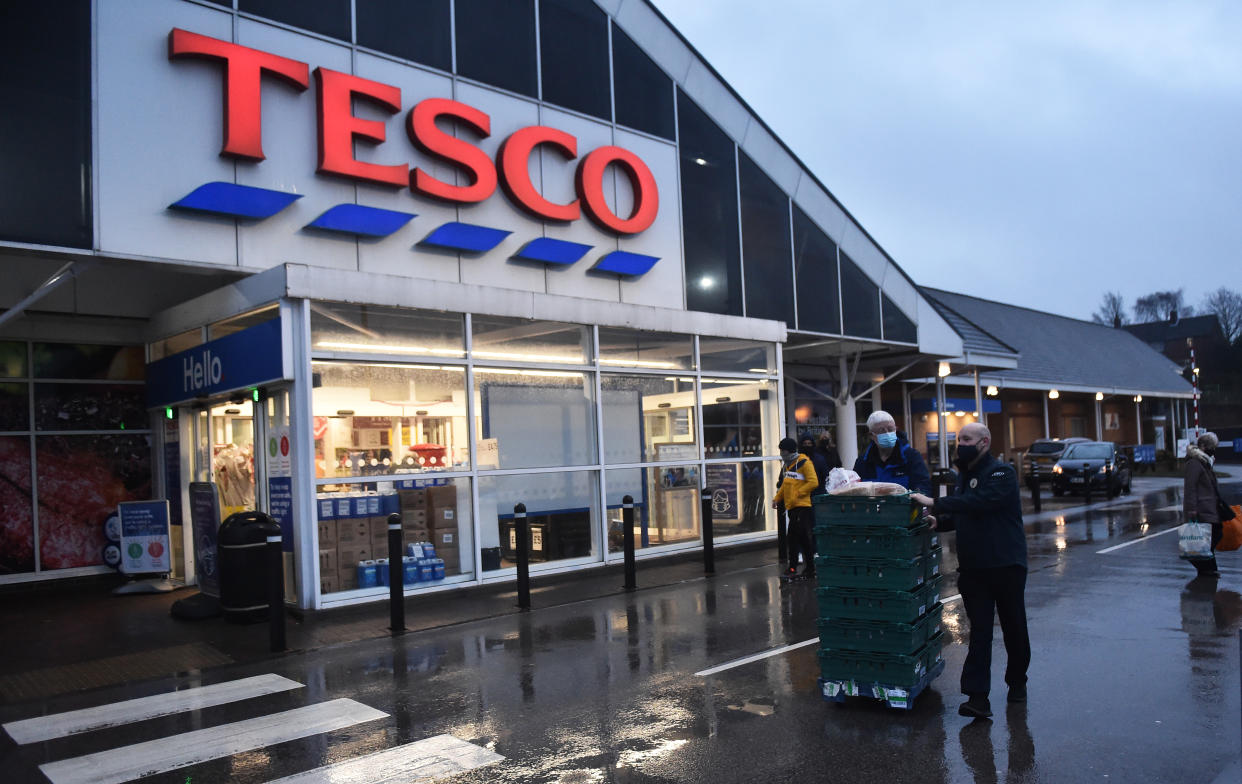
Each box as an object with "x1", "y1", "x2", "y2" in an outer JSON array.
[{"x1": 218, "y1": 511, "x2": 280, "y2": 624}]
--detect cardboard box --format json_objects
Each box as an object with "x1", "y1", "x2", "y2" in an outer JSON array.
[
  {"x1": 431, "y1": 507, "x2": 457, "y2": 530},
  {"x1": 399, "y1": 488, "x2": 428, "y2": 509},
  {"x1": 337, "y1": 568, "x2": 358, "y2": 591},
  {"x1": 318, "y1": 520, "x2": 338, "y2": 548},
  {"x1": 403, "y1": 525, "x2": 430, "y2": 543},
  {"x1": 427, "y1": 485, "x2": 456, "y2": 510},
  {"x1": 432, "y1": 528, "x2": 460, "y2": 549},
  {"x1": 318, "y1": 548, "x2": 338, "y2": 575},
  {"x1": 320, "y1": 574, "x2": 340, "y2": 594},
  {"x1": 336, "y1": 519, "x2": 369, "y2": 545},
  {"x1": 337, "y1": 544, "x2": 372, "y2": 570},
  {"x1": 400, "y1": 508, "x2": 428, "y2": 525}
]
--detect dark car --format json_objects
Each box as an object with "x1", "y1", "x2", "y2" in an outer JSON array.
[
  {"x1": 1051, "y1": 441, "x2": 1132, "y2": 498},
  {"x1": 1022, "y1": 437, "x2": 1090, "y2": 487}
]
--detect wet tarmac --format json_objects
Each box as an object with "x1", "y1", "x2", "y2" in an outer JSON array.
[{"x1": 2, "y1": 478, "x2": 1240, "y2": 783}]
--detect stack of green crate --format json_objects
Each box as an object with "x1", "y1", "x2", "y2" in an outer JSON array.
[{"x1": 812, "y1": 493, "x2": 945, "y2": 708}]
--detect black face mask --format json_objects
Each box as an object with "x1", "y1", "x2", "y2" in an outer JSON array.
[
  {"x1": 955, "y1": 444, "x2": 980, "y2": 467},
  {"x1": 1205, "y1": 448, "x2": 1216, "y2": 457}
]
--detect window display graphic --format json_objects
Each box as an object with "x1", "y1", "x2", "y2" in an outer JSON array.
[{"x1": 117, "y1": 500, "x2": 171, "y2": 574}]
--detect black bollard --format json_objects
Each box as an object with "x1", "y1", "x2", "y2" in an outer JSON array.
[
  {"x1": 701, "y1": 487, "x2": 715, "y2": 575},
  {"x1": 1029, "y1": 470, "x2": 1042, "y2": 514},
  {"x1": 622, "y1": 495, "x2": 636, "y2": 592},
  {"x1": 776, "y1": 505, "x2": 788, "y2": 563},
  {"x1": 515, "y1": 503, "x2": 530, "y2": 611},
  {"x1": 1083, "y1": 462, "x2": 1092, "y2": 504},
  {"x1": 387, "y1": 512, "x2": 405, "y2": 633},
  {"x1": 266, "y1": 531, "x2": 286, "y2": 653}
]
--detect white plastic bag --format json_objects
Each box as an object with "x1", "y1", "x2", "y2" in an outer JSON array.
[
  {"x1": 1178, "y1": 522, "x2": 1213, "y2": 560},
  {"x1": 826, "y1": 467, "x2": 860, "y2": 493}
]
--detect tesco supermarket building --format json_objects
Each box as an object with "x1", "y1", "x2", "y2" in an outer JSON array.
[{"x1": 0, "y1": 0, "x2": 965, "y2": 608}]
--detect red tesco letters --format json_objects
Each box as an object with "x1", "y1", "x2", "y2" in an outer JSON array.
[{"x1": 169, "y1": 28, "x2": 657, "y2": 235}]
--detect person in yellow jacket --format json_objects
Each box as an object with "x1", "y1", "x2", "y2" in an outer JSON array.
[{"x1": 772, "y1": 436, "x2": 819, "y2": 578}]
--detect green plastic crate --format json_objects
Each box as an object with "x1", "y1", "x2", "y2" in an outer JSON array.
[
  {"x1": 814, "y1": 522, "x2": 931, "y2": 559},
  {"x1": 819, "y1": 632, "x2": 946, "y2": 688},
  {"x1": 816, "y1": 576, "x2": 943, "y2": 623},
  {"x1": 924, "y1": 546, "x2": 943, "y2": 581},
  {"x1": 812, "y1": 493, "x2": 919, "y2": 528},
  {"x1": 816, "y1": 603, "x2": 945, "y2": 654},
  {"x1": 814, "y1": 552, "x2": 926, "y2": 591}
]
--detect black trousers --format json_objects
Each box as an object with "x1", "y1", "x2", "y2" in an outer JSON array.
[
  {"x1": 787, "y1": 507, "x2": 815, "y2": 571},
  {"x1": 1194, "y1": 523, "x2": 1224, "y2": 573},
  {"x1": 958, "y1": 565, "x2": 1030, "y2": 698}
]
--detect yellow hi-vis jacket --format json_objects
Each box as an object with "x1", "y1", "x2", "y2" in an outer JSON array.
[{"x1": 777, "y1": 453, "x2": 818, "y2": 509}]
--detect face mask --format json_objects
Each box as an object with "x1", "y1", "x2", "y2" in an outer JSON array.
[
  {"x1": 1205, "y1": 448, "x2": 1216, "y2": 457},
  {"x1": 876, "y1": 432, "x2": 898, "y2": 449},
  {"x1": 955, "y1": 444, "x2": 979, "y2": 466}
]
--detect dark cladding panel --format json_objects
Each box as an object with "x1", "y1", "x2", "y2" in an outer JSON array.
[
  {"x1": 455, "y1": 0, "x2": 538, "y2": 98},
  {"x1": 882, "y1": 292, "x2": 918, "y2": 343},
  {"x1": 840, "y1": 252, "x2": 882, "y2": 339},
  {"x1": 356, "y1": 0, "x2": 452, "y2": 71},
  {"x1": 0, "y1": 2, "x2": 92, "y2": 248},
  {"x1": 738, "y1": 152, "x2": 794, "y2": 325},
  {"x1": 792, "y1": 205, "x2": 841, "y2": 334},
  {"x1": 239, "y1": 0, "x2": 352, "y2": 40},
  {"x1": 611, "y1": 23, "x2": 674, "y2": 140},
  {"x1": 678, "y1": 89, "x2": 742, "y2": 317},
  {"x1": 540, "y1": 0, "x2": 611, "y2": 120}
]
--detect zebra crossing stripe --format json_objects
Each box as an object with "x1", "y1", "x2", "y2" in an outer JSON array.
[
  {"x1": 38, "y1": 698, "x2": 387, "y2": 784},
  {"x1": 266, "y1": 734, "x2": 505, "y2": 783},
  {"x1": 3, "y1": 673, "x2": 303, "y2": 745}
]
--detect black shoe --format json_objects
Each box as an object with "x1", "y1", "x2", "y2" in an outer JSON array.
[
  {"x1": 958, "y1": 697, "x2": 993, "y2": 719},
  {"x1": 1008, "y1": 686, "x2": 1027, "y2": 703},
  {"x1": 800, "y1": 569, "x2": 816, "y2": 580}
]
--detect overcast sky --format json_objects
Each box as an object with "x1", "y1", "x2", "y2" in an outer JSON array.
[{"x1": 651, "y1": 0, "x2": 1242, "y2": 323}]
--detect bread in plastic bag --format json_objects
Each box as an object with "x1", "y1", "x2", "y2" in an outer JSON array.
[
  {"x1": 826, "y1": 467, "x2": 860, "y2": 493},
  {"x1": 829, "y1": 480, "x2": 909, "y2": 497}
]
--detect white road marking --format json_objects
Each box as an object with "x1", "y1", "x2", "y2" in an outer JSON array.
[
  {"x1": 38, "y1": 698, "x2": 387, "y2": 784},
  {"x1": 1095, "y1": 526, "x2": 1180, "y2": 554},
  {"x1": 697, "y1": 595, "x2": 963, "y2": 677},
  {"x1": 3, "y1": 673, "x2": 302, "y2": 745},
  {"x1": 267, "y1": 734, "x2": 504, "y2": 783}
]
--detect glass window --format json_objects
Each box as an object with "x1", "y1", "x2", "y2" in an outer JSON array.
[
  {"x1": 0, "y1": 342, "x2": 27, "y2": 377},
  {"x1": 601, "y1": 374, "x2": 697, "y2": 464},
  {"x1": 0, "y1": 436, "x2": 34, "y2": 573},
  {"x1": 238, "y1": 0, "x2": 351, "y2": 41},
  {"x1": 739, "y1": 152, "x2": 794, "y2": 325},
  {"x1": 611, "y1": 23, "x2": 674, "y2": 140},
  {"x1": 701, "y1": 378, "x2": 778, "y2": 459},
  {"x1": 678, "y1": 89, "x2": 742, "y2": 317},
  {"x1": 539, "y1": 0, "x2": 610, "y2": 120},
  {"x1": 455, "y1": 0, "x2": 537, "y2": 98},
  {"x1": 597, "y1": 328, "x2": 693, "y2": 371},
  {"x1": 478, "y1": 470, "x2": 599, "y2": 569},
  {"x1": 474, "y1": 367, "x2": 596, "y2": 468},
  {"x1": 36, "y1": 434, "x2": 152, "y2": 570},
  {"x1": 311, "y1": 361, "x2": 469, "y2": 477},
  {"x1": 149, "y1": 329, "x2": 203, "y2": 362},
  {"x1": 605, "y1": 464, "x2": 700, "y2": 552},
  {"x1": 840, "y1": 252, "x2": 881, "y2": 339},
  {"x1": 33, "y1": 343, "x2": 144, "y2": 380},
  {"x1": 698, "y1": 337, "x2": 776, "y2": 375},
  {"x1": 882, "y1": 293, "x2": 918, "y2": 344},
  {"x1": 356, "y1": 0, "x2": 452, "y2": 71},
  {"x1": 312, "y1": 303, "x2": 465, "y2": 359},
  {"x1": 0, "y1": 3, "x2": 91, "y2": 248},
  {"x1": 34, "y1": 383, "x2": 146, "y2": 431},
  {"x1": 317, "y1": 477, "x2": 475, "y2": 593},
  {"x1": 0, "y1": 383, "x2": 28, "y2": 431},
  {"x1": 792, "y1": 205, "x2": 841, "y2": 334},
  {"x1": 703, "y1": 460, "x2": 779, "y2": 537},
  {"x1": 208, "y1": 304, "x2": 279, "y2": 340},
  {"x1": 471, "y1": 315, "x2": 590, "y2": 365}
]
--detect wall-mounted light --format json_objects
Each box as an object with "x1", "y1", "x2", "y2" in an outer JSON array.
[
  {"x1": 986, "y1": 385, "x2": 999, "y2": 396},
  {"x1": 715, "y1": 396, "x2": 732, "y2": 403},
  {"x1": 1134, "y1": 395, "x2": 1143, "y2": 402},
  {"x1": 937, "y1": 362, "x2": 951, "y2": 378},
  {"x1": 1048, "y1": 390, "x2": 1060, "y2": 400},
  {"x1": 224, "y1": 408, "x2": 240, "y2": 415},
  {"x1": 658, "y1": 402, "x2": 672, "y2": 409},
  {"x1": 699, "y1": 276, "x2": 715, "y2": 289},
  {"x1": 955, "y1": 411, "x2": 966, "y2": 417},
  {"x1": 415, "y1": 410, "x2": 428, "y2": 416},
  {"x1": 1095, "y1": 392, "x2": 1104, "y2": 401},
  {"x1": 694, "y1": 157, "x2": 708, "y2": 166},
  {"x1": 336, "y1": 409, "x2": 355, "y2": 416}
]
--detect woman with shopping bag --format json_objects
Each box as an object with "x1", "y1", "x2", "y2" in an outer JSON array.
[{"x1": 1181, "y1": 432, "x2": 1235, "y2": 577}]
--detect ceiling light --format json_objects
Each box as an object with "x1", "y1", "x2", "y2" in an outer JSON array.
[
  {"x1": 986, "y1": 385, "x2": 999, "y2": 396},
  {"x1": 937, "y1": 362, "x2": 951, "y2": 378},
  {"x1": 1095, "y1": 392, "x2": 1104, "y2": 401},
  {"x1": 1048, "y1": 389, "x2": 1060, "y2": 399},
  {"x1": 694, "y1": 157, "x2": 708, "y2": 166},
  {"x1": 1134, "y1": 395, "x2": 1143, "y2": 402}
]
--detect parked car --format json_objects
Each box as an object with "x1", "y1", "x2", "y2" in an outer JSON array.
[
  {"x1": 1022, "y1": 437, "x2": 1090, "y2": 487},
  {"x1": 1051, "y1": 441, "x2": 1132, "y2": 497}
]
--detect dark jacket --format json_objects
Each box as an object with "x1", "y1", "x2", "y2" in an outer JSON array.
[
  {"x1": 816, "y1": 442, "x2": 843, "y2": 473},
  {"x1": 801, "y1": 446, "x2": 829, "y2": 496},
  {"x1": 853, "y1": 433, "x2": 932, "y2": 494},
  {"x1": 932, "y1": 452, "x2": 1027, "y2": 570},
  {"x1": 1184, "y1": 446, "x2": 1220, "y2": 524}
]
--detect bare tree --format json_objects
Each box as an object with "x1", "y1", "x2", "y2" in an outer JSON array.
[
  {"x1": 1201, "y1": 287, "x2": 1242, "y2": 343},
  {"x1": 1133, "y1": 289, "x2": 1193, "y2": 322},
  {"x1": 1091, "y1": 291, "x2": 1128, "y2": 325}
]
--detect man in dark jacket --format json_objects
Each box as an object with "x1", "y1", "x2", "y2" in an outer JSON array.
[
  {"x1": 911, "y1": 422, "x2": 1029, "y2": 720},
  {"x1": 853, "y1": 410, "x2": 932, "y2": 494},
  {"x1": 799, "y1": 433, "x2": 829, "y2": 497}
]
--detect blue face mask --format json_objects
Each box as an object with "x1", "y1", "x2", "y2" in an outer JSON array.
[{"x1": 877, "y1": 432, "x2": 898, "y2": 449}]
